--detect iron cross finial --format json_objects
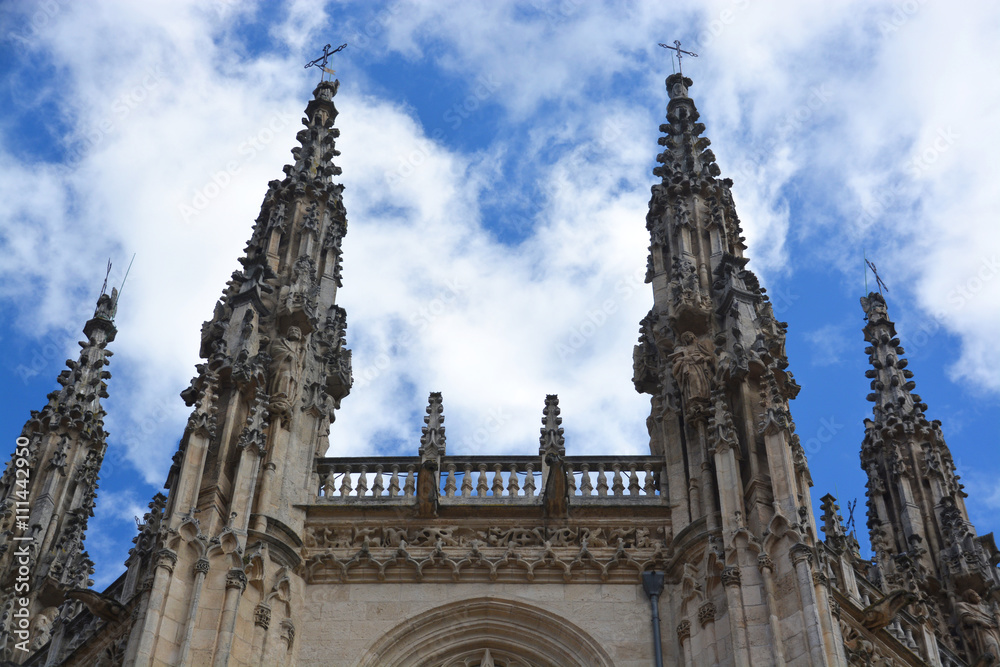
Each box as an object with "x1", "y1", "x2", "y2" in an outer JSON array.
[
  {"x1": 658, "y1": 40, "x2": 698, "y2": 75},
  {"x1": 305, "y1": 43, "x2": 347, "y2": 81},
  {"x1": 865, "y1": 259, "x2": 889, "y2": 295}
]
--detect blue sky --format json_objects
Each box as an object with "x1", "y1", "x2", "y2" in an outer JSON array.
[{"x1": 0, "y1": 0, "x2": 998, "y2": 589}]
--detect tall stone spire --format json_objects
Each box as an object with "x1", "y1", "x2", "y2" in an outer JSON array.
[
  {"x1": 0, "y1": 290, "x2": 117, "y2": 659},
  {"x1": 632, "y1": 73, "x2": 839, "y2": 665},
  {"x1": 122, "y1": 80, "x2": 353, "y2": 665},
  {"x1": 860, "y1": 292, "x2": 1000, "y2": 661}
]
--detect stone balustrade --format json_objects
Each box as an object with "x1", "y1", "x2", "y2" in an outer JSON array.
[{"x1": 314, "y1": 455, "x2": 665, "y2": 504}]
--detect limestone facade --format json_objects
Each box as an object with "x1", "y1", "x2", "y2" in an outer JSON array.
[{"x1": 2, "y1": 73, "x2": 998, "y2": 667}]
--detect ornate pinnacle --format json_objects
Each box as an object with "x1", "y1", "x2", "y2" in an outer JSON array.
[
  {"x1": 287, "y1": 80, "x2": 344, "y2": 188},
  {"x1": 654, "y1": 74, "x2": 722, "y2": 187},
  {"x1": 860, "y1": 292, "x2": 925, "y2": 425},
  {"x1": 820, "y1": 493, "x2": 849, "y2": 552},
  {"x1": 539, "y1": 394, "x2": 565, "y2": 457},
  {"x1": 419, "y1": 392, "x2": 446, "y2": 459}
]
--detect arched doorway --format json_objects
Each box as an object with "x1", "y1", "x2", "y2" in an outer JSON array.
[{"x1": 356, "y1": 597, "x2": 614, "y2": 667}]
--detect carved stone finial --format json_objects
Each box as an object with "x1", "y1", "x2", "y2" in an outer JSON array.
[
  {"x1": 419, "y1": 392, "x2": 446, "y2": 459},
  {"x1": 538, "y1": 394, "x2": 565, "y2": 458},
  {"x1": 820, "y1": 493, "x2": 849, "y2": 552}
]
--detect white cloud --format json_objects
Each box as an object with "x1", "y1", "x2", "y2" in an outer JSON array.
[
  {"x1": 804, "y1": 323, "x2": 852, "y2": 367},
  {"x1": 2, "y1": 0, "x2": 999, "y2": 586}
]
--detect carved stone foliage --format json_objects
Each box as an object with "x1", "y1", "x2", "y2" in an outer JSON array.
[
  {"x1": 129, "y1": 493, "x2": 167, "y2": 561},
  {"x1": 254, "y1": 604, "x2": 271, "y2": 630},
  {"x1": 708, "y1": 390, "x2": 739, "y2": 456},
  {"x1": 303, "y1": 523, "x2": 666, "y2": 551},
  {"x1": 632, "y1": 311, "x2": 662, "y2": 395},
  {"x1": 302, "y1": 528, "x2": 668, "y2": 585},
  {"x1": 299, "y1": 306, "x2": 352, "y2": 416},
  {"x1": 697, "y1": 601, "x2": 716, "y2": 626},
  {"x1": 278, "y1": 256, "x2": 320, "y2": 328},
  {"x1": 237, "y1": 389, "x2": 270, "y2": 455}
]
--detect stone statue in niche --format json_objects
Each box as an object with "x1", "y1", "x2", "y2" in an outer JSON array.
[
  {"x1": 269, "y1": 327, "x2": 304, "y2": 416},
  {"x1": 956, "y1": 589, "x2": 1000, "y2": 661},
  {"x1": 668, "y1": 331, "x2": 714, "y2": 401}
]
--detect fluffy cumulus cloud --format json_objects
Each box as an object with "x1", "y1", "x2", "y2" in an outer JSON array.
[{"x1": 1, "y1": 0, "x2": 998, "y2": 587}]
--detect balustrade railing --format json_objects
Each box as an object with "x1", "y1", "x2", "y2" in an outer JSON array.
[{"x1": 315, "y1": 455, "x2": 665, "y2": 504}]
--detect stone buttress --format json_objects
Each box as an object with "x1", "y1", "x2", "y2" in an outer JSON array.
[
  {"x1": 10, "y1": 65, "x2": 1000, "y2": 667},
  {"x1": 0, "y1": 291, "x2": 117, "y2": 663},
  {"x1": 631, "y1": 73, "x2": 844, "y2": 665},
  {"x1": 859, "y1": 291, "x2": 1000, "y2": 664},
  {"x1": 117, "y1": 79, "x2": 353, "y2": 666}
]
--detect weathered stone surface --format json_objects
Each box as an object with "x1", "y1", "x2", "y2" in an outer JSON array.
[{"x1": 4, "y1": 70, "x2": 995, "y2": 667}]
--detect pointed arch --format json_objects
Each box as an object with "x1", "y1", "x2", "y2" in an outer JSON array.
[{"x1": 356, "y1": 597, "x2": 614, "y2": 667}]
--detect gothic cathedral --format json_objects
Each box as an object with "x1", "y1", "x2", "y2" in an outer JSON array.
[{"x1": 2, "y1": 71, "x2": 999, "y2": 666}]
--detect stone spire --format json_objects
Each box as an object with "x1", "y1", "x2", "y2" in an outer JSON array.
[
  {"x1": 419, "y1": 392, "x2": 446, "y2": 460},
  {"x1": 538, "y1": 394, "x2": 565, "y2": 459},
  {"x1": 633, "y1": 73, "x2": 805, "y2": 531},
  {"x1": 860, "y1": 292, "x2": 1000, "y2": 661},
  {"x1": 632, "y1": 73, "x2": 838, "y2": 665},
  {"x1": 121, "y1": 80, "x2": 354, "y2": 665},
  {"x1": 0, "y1": 290, "x2": 117, "y2": 659},
  {"x1": 164, "y1": 78, "x2": 353, "y2": 536}
]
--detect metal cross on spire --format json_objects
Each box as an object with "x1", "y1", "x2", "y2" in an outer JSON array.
[
  {"x1": 305, "y1": 43, "x2": 347, "y2": 81},
  {"x1": 865, "y1": 258, "x2": 889, "y2": 296},
  {"x1": 658, "y1": 40, "x2": 698, "y2": 75}
]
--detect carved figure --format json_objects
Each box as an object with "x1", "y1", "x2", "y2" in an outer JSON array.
[
  {"x1": 957, "y1": 589, "x2": 1000, "y2": 662},
  {"x1": 861, "y1": 589, "x2": 916, "y2": 631},
  {"x1": 668, "y1": 331, "x2": 714, "y2": 401},
  {"x1": 94, "y1": 288, "x2": 118, "y2": 321},
  {"x1": 28, "y1": 607, "x2": 58, "y2": 651},
  {"x1": 269, "y1": 327, "x2": 304, "y2": 402}
]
